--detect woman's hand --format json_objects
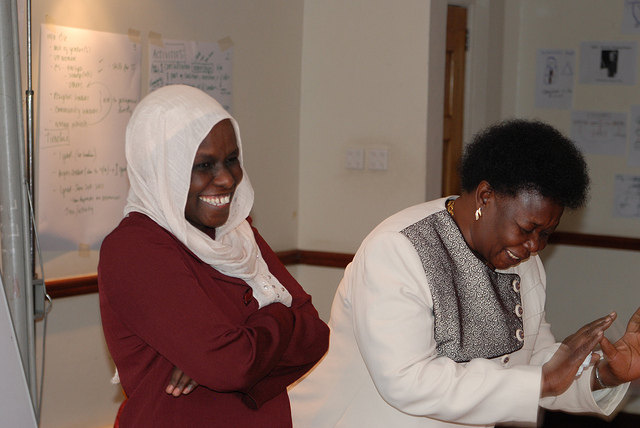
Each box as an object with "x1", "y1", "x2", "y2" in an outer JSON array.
[
  {"x1": 596, "y1": 306, "x2": 640, "y2": 388},
  {"x1": 541, "y1": 312, "x2": 616, "y2": 398},
  {"x1": 166, "y1": 366, "x2": 198, "y2": 397}
]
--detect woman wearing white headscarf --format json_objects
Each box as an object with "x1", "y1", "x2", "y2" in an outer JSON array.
[{"x1": 98, "y1": 85, "x2": 329, "y2": 428}]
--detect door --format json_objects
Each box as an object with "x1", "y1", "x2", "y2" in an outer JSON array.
[{"x1": 441, "y1": 5, "x2": 467, "y2": 197}]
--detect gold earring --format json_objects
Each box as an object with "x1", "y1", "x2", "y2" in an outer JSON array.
[{"x1": 475, "y1": 207, "x2": 482, "y2": 221}]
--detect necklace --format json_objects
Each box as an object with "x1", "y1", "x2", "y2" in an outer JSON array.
[{"x1": 446, "y1": 199, "x2": 455, "y2": 217}]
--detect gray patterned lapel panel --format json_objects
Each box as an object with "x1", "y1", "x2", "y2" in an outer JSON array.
[{"x1": 400, "y1": 210, "x2": 524, "y2": 363}]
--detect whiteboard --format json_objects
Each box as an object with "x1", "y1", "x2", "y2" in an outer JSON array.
[
  {"x1": 37, "y1": 25, "x2": 141, "y2": 252},
  {"x1": 0, "y1": 277, "x2": 38, "y2": 427}
]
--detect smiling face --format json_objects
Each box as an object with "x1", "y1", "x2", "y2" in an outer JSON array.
[
  {"x1": 470, "y1": 188, "x2": 564, "y2": 270},
  {"x1": 184, "y1": 119, "x2": 243, "y2": 231}
]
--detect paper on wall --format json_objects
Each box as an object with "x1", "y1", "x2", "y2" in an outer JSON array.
[
  {"x1": 570, "y1": 110, "x2": 627, "y2": 156},
  {"x1": 535, "y1": 49, "x2": 575, "y2": 109},
  {"x1": 579, "y1": 41, "x2": 637, "y2": 85},
  {"x1": 148, "y1": 37, "x2": 233, "y2": 111}
]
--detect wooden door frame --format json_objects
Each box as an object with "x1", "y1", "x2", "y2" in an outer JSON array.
[
  {"x1": 442, "y1": 5, "x2": 467, "y2": 197},
  {"x1": 426, "y1": 0, "x2": 503, "y2": 200}
]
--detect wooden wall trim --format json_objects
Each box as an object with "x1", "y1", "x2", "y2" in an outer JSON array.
[
  {"x1": 45, "y1": 250, "x2": 311, "y2": 299},
  {"x1": 44, "y1": 234, "x2": 639, "y2": 299},
  {"x1": 46, "y1": 275, "x2": 101, "y2": 299},
  {"x1": 298, "y1": 250, "x2": 353, "y2": 268},
  {"x1": 548, "y1": 232, "x2": 640, "y2": 252}
]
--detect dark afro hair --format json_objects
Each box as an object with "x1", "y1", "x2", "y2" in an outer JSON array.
[{"x1": 458, "y1": 119, "x2": 590, "y2": 210}]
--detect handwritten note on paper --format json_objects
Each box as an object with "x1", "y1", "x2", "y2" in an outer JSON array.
[
  {"x1": 38, "y1": 25, "x2": 141, "y2": 251},
  {"x1": 570, "y1": 110, "x2": 628, "y2": 156},
  {"x1": 148, "y1": 38, "x2": 232, "y2": 111},
  {"x1": 613, "y1": 174, "x2": 640, "y2": 218}
]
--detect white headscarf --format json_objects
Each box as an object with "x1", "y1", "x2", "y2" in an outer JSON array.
[{"x1": 124, "y1": 85, "x2": 291, "y2": 308}]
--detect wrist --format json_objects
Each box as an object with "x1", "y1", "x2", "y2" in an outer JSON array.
[
  {"x1": 594, "y1": 361, "x2": 620, "y2": 389},
  {"x1": 594, "y1": 362, "x2": 609, "y2": 389}
]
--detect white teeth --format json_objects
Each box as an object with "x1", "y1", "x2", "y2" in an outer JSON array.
[
  {"x1": 507, "y1": 250, "x2": 520, "y2": 260},
  {"x1": 200, "y1": 195, "x2": 230, "y2": 206}
]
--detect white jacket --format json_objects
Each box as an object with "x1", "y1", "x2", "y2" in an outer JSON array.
[{"x1": 290, "y1": 198, "x2": 628, "y2": 428}]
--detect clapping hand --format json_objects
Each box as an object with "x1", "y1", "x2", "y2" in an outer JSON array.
[
  {"x1": 541, "y1": 312, "x2": 616, "y2": 397},
  {"x1": 596, "y1": 306, "x2": 640, "y2": 388}
]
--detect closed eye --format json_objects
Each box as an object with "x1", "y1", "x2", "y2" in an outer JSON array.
[
  {"x1": 225, "y1": 156, "x2": 239, "y2": 165},
  {"x1": 520, "y1": 226, "x2": 533, "y2": 234}
]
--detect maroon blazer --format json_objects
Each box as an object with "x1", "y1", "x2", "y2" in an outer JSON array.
[{"x1": 99, "y1": 213, "x2": 329, "y2": 427}]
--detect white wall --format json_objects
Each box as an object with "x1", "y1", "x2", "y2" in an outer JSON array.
[
  {"x1": 500, "y1": 0, "x2": 640, "y2": 328},
  {"x1": 297, "y1": 0, "x2": 441, "y2": 254},
  {"x1": 288, "y1": 265, "x2": 344, "y2": 323},
  {"x1": 293, "y1": 0, "x2": 510, "y2": 322},
  {"x1": 35, "y1": 294, "x2": 121, "y2": 428},
  {"x1": 501, "y1": 0, "x2": 640, "y2": 238},
  {"x1": 293, "y1": 0, "x2": 449, "y2": 344}
]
